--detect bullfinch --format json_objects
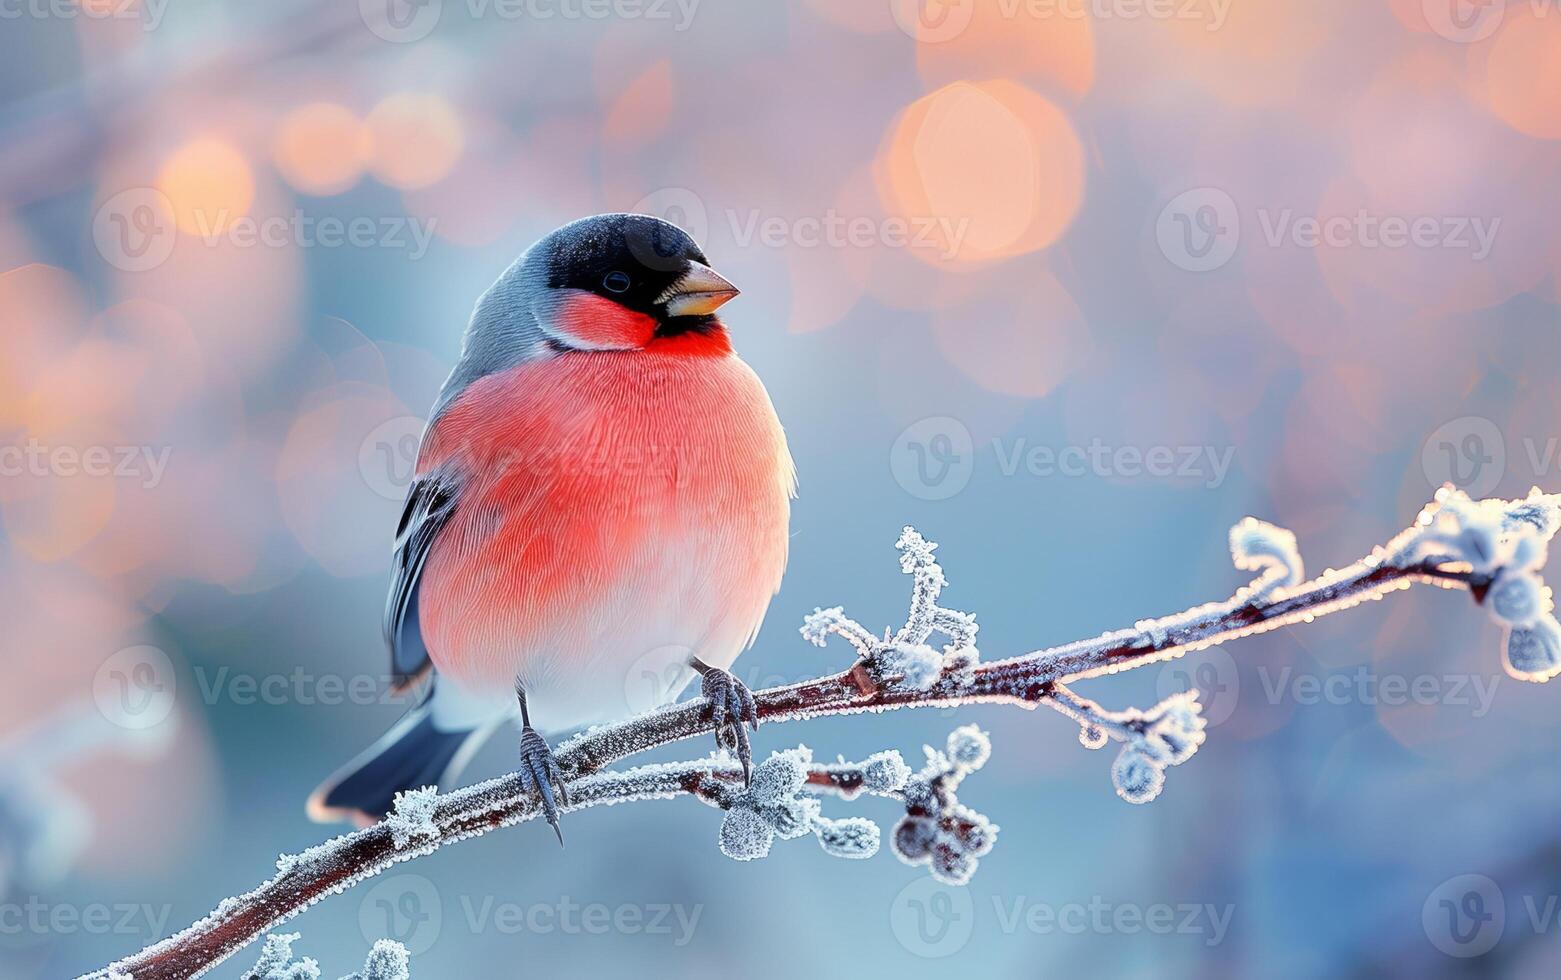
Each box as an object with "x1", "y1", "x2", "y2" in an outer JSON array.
[{"x1": 308, "y1": 214, "x2": 795, "y2": 841}]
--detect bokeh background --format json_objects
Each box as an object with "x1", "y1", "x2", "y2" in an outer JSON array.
[{"x1": 3, "y1": 0, "x2": 1561, "y2": 976}]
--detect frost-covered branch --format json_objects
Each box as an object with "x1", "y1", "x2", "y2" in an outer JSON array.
[
  {"x1": 238, "y1": 932, "x2": 410, "y2": 980},
  {"x1": 86, "y1": 488, "x2": 1561, "y2": 980}
]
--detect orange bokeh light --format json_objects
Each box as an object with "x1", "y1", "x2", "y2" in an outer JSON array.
[
  {"x1": 876, "y1": 80, "x2": 1085, "y2": 265},
  {"x1": 364, "y1": 93, "x2": 465, "y2": 190},
  {"x1": 602, "y1": 60, "x2": 675, "y2": 149},
  {"x1": 1481, "y1": 8, "x2": 1561, "y2": 140},
  {"x1": 915, "y1": 0, "x2": 1094, "y2": 101},
  {"x1": 801, "y1": 0, "x2": 895, "y2": 33},
  {"x1": 155, "y1": 137, "x2": 255, "y2": 236},
  {"x1": 0, "y1": 417, "x2": 122, "y2": 563},
  {"x1": 1161, "y1": 0, "x2": 1330, "y2": 108},
  {"x1": 0, "y1": 264, "x2": 88, "y2": 428},
  {"x1": 272, "y1": 102, "x2": 367, "y2": 196}
]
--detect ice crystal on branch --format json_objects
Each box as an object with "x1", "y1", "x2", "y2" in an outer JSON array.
[
  {"x1": 1489, "y1": 572, "x2": 1545, "y2": 625},
  {"x1": 1396, "y1": 488, "x2": 1561, "y2": 682},
  {"x1": 945, "y1": 724, "x2": 991, "y2": 770},
  {"x1": 861, "y1": 751, "x2": 913, "y2": 794},
  {"x1": 385, "y1": 787, "x2": 439, "y2": 850},
  {"x1": 1230, "y1": 517, "x2": 1304, "y2": 599},
  {"x1": 343, "y1": 941, "x2": 412, "y2": 980},
  {"x1": 1504, "y1": 620, "x2": 1561, "y2": 681},
  {"x1": 806, "y1": 750, "x2": 912, "y2": 800},
  {"x1": 1398, "y1": 487, "x2": 1559, "y2": 576},
  {"x1": 1078, "y1": 724, "x2": 1108, "y2": 750},
  {"x1": 799, "y1": 526, "x2": 979, "y2": 694},
  {"x1": 1506, "y1": 495, "x2": 1561, "y2": 538},
  {"x1": 799, "y1": 606, "x2": 873, "y2": 655},
  {"x1": 1109, "y1": 692, "x2": 1208, "y2": 804},
  {"x1": 1047, "y1": 684, "x2": 1207, "y2": 804},
  {"x1": 245, "y1": 932, "x2": 410, "y2": 980},
  {"x1": 717, "y1": 748, "x2": 821, "y2": 861},
  {"x1": 244, "y1": 933, "x2": 318, "y2": 980},
  {"x1": 716, "y1": 746, "x2": 914, "y2": 862},
  {"x1": 891, "y1": 726, "x2": 998, "y2": 885},
  {"x1": 879, "y1": 640, "x2": 944, "y2": 691},
  {"x1": 813, "y1": 816, "x2": 880, "y2": 859},
  {"x1": 893, "y1": 527, "x2": 947, "y2": 642}
]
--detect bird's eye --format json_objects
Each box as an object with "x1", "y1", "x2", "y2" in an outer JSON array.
[{"x1": 603, "y1": 271, "x2": 631, "y2": 293}]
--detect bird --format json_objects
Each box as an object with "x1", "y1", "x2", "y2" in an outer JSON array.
[{"x1": 308, "y1": 214, "x2": 795, "y2": 842}]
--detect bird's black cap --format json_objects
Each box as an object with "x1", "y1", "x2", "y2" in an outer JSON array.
[{"x1": 543, "y1": 214, "x2": 706, "y2": 312}]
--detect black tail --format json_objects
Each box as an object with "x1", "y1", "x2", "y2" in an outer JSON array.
[{"x1": 308, "y1": 700, "x2": 488, "y2": 826}]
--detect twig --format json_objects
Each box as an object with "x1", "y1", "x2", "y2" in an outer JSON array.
[{"x1": 83, "y1": 488, "x2": 1561, "y2": 979}]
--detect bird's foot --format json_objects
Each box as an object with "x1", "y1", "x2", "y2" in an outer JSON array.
[
  {"x1": 691, "y1": 659, "x2": 759, "y2": 785},
  {"x1": 518, "y1": 725, "x2": 569, "y2": 846}
]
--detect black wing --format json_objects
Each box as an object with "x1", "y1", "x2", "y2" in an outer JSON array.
[{"x1": 385, "y1": 471, "x2": 460, "y2": 692}]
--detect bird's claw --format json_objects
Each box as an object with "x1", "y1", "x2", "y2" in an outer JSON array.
[
  {"x1": 518, "y1": 725, "x2": 569, "y2": 846},
  {"x1": 695, "y1": 663, "x2": 759, "y2": 785}
]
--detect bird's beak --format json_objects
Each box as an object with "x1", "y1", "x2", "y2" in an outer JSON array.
[{"x1": 663, "y1": 262, "x2": 740, "y2": 317}]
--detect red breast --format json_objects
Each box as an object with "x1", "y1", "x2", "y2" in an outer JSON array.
[{"x1": 411, "y1": 329, "x2": 794, "y2": 713}]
